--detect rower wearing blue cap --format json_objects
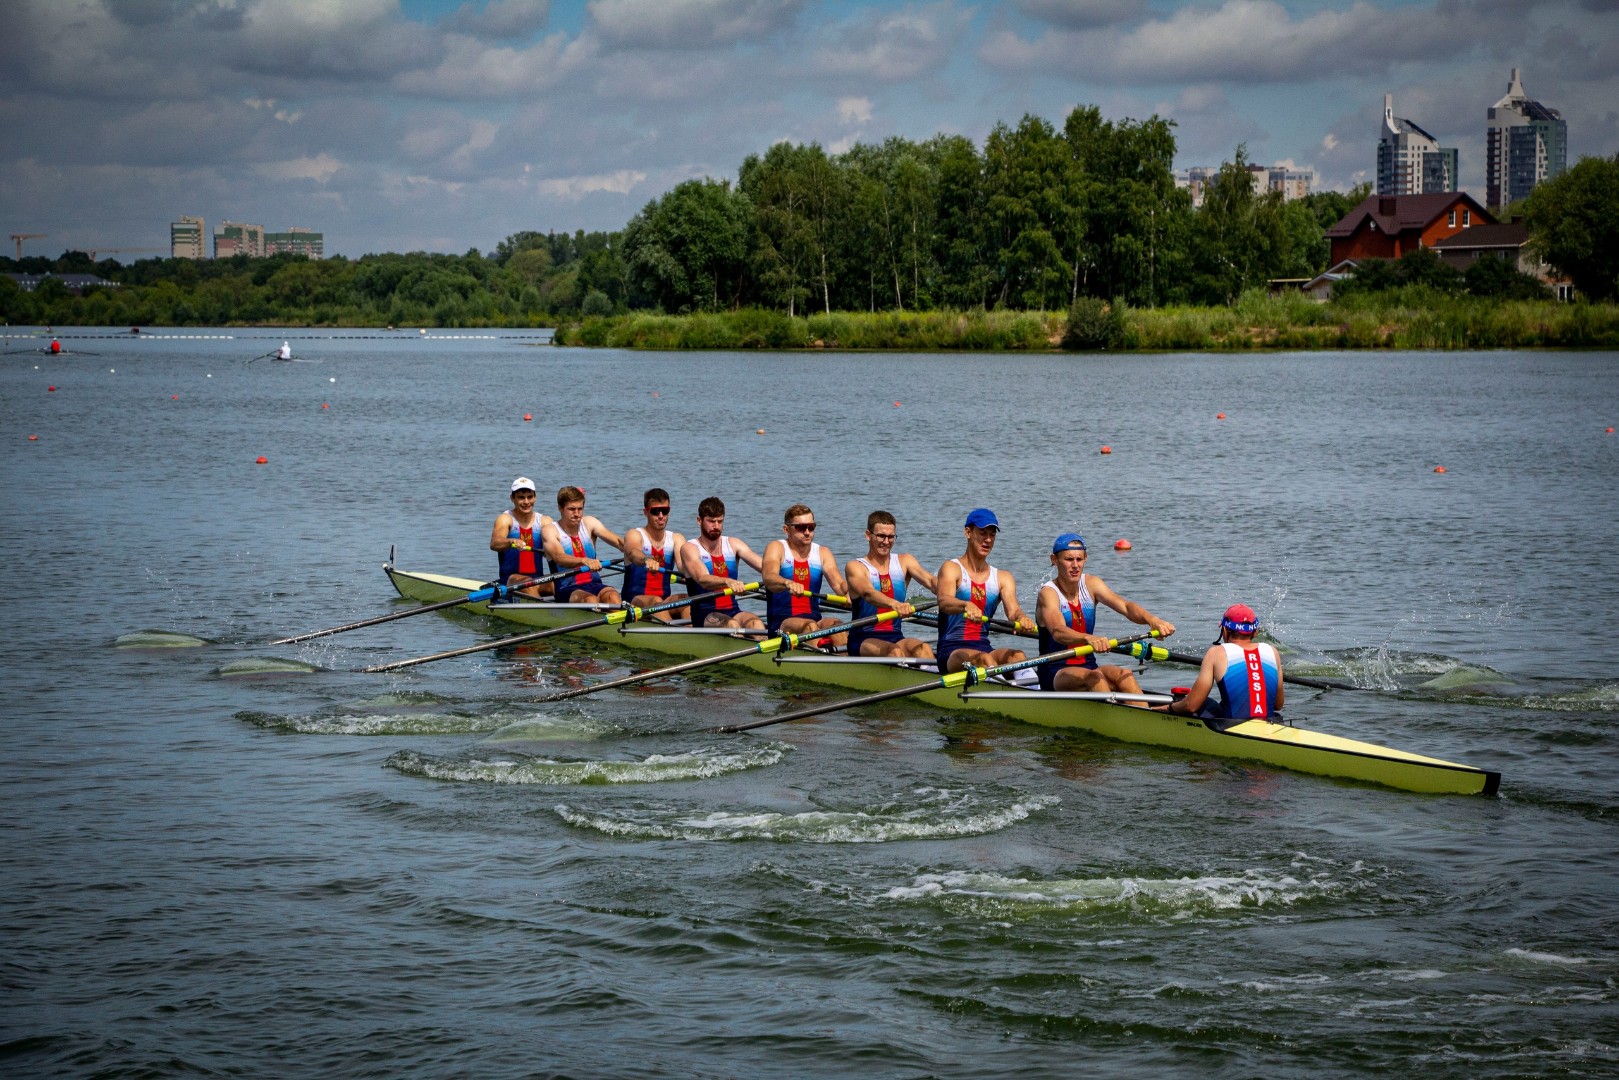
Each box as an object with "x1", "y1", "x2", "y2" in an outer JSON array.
[
  {"x1": 1156, "y1": 604, "x2": 1285, "y2": 720},
  {"x1": 1035, "y1": 532, "x2": 1176, "y2": 701},
  {"x1": 934, "y1": 508, "x2": 1036, "y2": 673}
]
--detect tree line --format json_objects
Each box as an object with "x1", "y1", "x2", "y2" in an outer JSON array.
[{"x1": 5, "y1": 113, "x2": 1613, "y2": 328}]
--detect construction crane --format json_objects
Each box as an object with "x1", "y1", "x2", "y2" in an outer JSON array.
[
  {"x1": 10, "y1": 233, "x2": 46, "y2": 259},
  {"x1": 86, "y1": 247, "x2": 166, "y2": 261}
]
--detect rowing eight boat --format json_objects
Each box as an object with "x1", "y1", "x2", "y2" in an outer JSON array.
[{"x1": 383, "y1": 564, "x2": 1501, "y2": 797}]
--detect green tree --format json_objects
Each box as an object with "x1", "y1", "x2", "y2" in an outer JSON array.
[
  {"x1": 622, "y1": 178, "x2": 752, "y2": 312},
  {"x1": 1522, "y1": 154, "x2": 1619, "y2": 301}
]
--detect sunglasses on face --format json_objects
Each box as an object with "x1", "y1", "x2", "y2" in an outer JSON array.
[
  {"x1": 646, "y1": 506, "x2": 671, "y2": 515},
  {"x1": 790, "y1": 523, "x2": 817, "y2": 533}
]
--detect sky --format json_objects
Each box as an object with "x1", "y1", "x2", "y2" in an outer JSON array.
[{"x1": 2, "y1": 0, "x2": 1616, "y2": 259}]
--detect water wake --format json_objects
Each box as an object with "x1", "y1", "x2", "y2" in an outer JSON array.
[
  {"x1": 236, "y1": 696, "x2": 617, "y2": 737},
  {"x1": 555, "y1": 788, "x2": 1059, "y2": 842},
  {"x1": 884, "y1": 864, "x2": 1347, "y2": 916},
  {"x1": 384, "y1": 744, "x2": 786, "y2": 785}
]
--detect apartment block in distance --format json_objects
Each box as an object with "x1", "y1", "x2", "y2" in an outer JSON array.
[
  {"x1": 1377, "y1": 93, "x2": 1458, "y2": 195},
  {"x1": 1486, "y1": 68, "x2": 1567, "y2": 209},
  {"x1": 171, "y1": 215, "x2": 206, "y2": 259},
  {"x1": 1174, "y1": 165, "x2": 1311, "y2": 209},
  {"x1": 264, "y1": 226, "x2": 324, "y2": 259},
  {"x1": 215, "y1": 221, "x2": 265, "y2": 258}
]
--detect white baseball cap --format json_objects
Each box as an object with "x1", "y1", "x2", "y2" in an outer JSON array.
[{"x1": 511, "y1": 476, "x2": 536, "y2": 493}]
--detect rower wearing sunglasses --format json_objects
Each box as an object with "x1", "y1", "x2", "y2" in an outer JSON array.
[
  {"x1": 762, "y1": 503, "x2": 851, "y2": 650},
  {"x1": 620, "y1": 488, "x2": 688, "y2": 622}
]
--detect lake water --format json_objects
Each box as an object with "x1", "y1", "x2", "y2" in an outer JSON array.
[{"x1": 2, "y1": 330, "x2": 1617, "y2": 1077}]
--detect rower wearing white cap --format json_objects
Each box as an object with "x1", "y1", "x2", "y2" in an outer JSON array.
[
  {"x1": 934, "y1": 508, "x2": 1035, "y2": 673},
  {"x1": 1156, "y1": 605, "x2": 1283, "y2": 719},
  {"x1": 277, "y1": 341, "x2": 292, "y2": 360},
  {"x1": 1035, "y1": 532, "x2": 1175, "y2": 701},
  {"x1": 490, "y1": 476, "x2": 553, "y2": 597}
]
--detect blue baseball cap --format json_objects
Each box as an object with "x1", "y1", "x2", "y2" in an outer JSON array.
[
  {"x1": 964, "y1": 508, "x2": 999, "y2": 530},
  {"x1": 1052, "y1": 532, "x2": 1087, "y2": 554}
]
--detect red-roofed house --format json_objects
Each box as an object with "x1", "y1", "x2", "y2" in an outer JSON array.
[{"x1": 1326, "y1": 193, "x2": 1496, "y2": 265}]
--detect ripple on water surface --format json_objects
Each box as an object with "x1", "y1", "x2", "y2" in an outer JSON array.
[
  {"x1": 555, "y1": 787, "x2": 1060, "y2": 842},
  {"x1": 384, "y1": 743, "x2": 788, "y2": 784},
  {"x1": 235, "y1": 694, "x2": 620, "y2": 737}
]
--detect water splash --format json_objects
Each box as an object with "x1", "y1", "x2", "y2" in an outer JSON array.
[
  {"x1": 115, "y1": 629, "x2": 211, "y2": 648},
  {"x1": 554, "y1": 788, "x2": 1059, "y2": 842},
  {"x1": 884, "y1": 864, "x2": 1348, "y2": 916},
  {"x1": 236, "y1": 698, "x2": 618, "y2": 737},
  {"x1": 385, "y1": 744, "x2": 786, "y2": 785}
]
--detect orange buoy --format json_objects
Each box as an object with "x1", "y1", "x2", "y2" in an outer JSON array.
[
  {"x1": 255, "y1": 456, "x2": 268, "y2": 464},
  {"x1": 1216, "y1": 412, "x2": 1226, "y2": 420},
  {"x1": 28, "y1": 434, "x2": 38, "y2": 441},
  {"x1": 1434, "y1": 466, "x2": 1446, "y2": 473},
  {"x1": 651, "y1": 391, "x2": 660, "y2": 397},
  {"x1": 756, "y1": 428, "x2": 766, "y2": 435},
  {"x1": 1114, "y1": 538, "x2": 1132, "y2": 551},
  {"x1": 321, "y1": 403, "x2": 330, "y2": 409},
  {"x1": 893, "y1": 401, "x2": 901, "y2": 407},
  {"x1": 47, "y1": 386, "x2": 56, "y2": 392},
  {"x1": 523, "y1": 413, "x2": 533, "y2": 421},
  {"x1": 1100, "y1": 445, "x2": 1112, "y2": 454},
  {"x1": 1607, "y1": 427, "x2": 1614, "y2": 434},
  {"x1": 171, "y1": 394, "x2": 179, "y2": 400}
]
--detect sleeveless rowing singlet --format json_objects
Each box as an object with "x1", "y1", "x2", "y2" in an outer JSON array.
[
  {"x1": 622, "y1": 531, "x2": 676, "y2": 600},
  {"x1": 935, "y1": 559, "x2": 1002, "y2": 662},
  {"x1": 766, "y1": 543, "x2": 825, "y2": 632},
  {"x1": 1212, "y1": 642, "x2": 1281, "y2": 719},
  {"x1": 1036, "y1": 577, "x2": 1099, "y2": 676},
  {"x1": 548, "y1": 522, "x2": 603, "y2": 596},
  {"x1": 497, "y1": 514, "x2": 543, "y2": 583},
  {"x1": 849, "y1": 554, "x2": 906, "y2": 649},
  {"x1": 686, "y1": 537, "x2": 740, "y2": 624}
]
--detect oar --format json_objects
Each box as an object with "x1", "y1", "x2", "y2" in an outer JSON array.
[
  {"x1": 714, "y1": 631, "x2": 1159, "y2": 733},
  {"x1": 1108, "y1": 641, "x2": 1365, "y2": 692},
  {"x1": 536, "y1": 600, "x2": 938, "y2": 703},
  {"x1": 361, "y1": 583, "x2": 757, "y2": 673},
  {"x1": 270, "y1": 560, "x2": 622, "y2": 645}
]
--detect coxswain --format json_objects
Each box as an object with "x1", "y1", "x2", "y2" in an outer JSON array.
[
  {"x1": 490, "y1": 477, "x2": 553, "y2": 598},
  {"x1": 678, "y1": 496, "x2": 765, "y2": 630},
  {"x1": 934, "y1": 508, "x2": 1035, "y2": 673},
  {"x1": 277, "y1": 341, "x2": 292, "y2": 360},
  {"x1": 49, "y1": 338, "x2": 61, "y2": 354},
  {"x1": 763, "y1": 503, "x2": 851, "y2": 650},
  {"x1": 1155, "y1": 604, "x2": 1284, "y2": 720},
  {"x1": 620, "y1": 487, "x2": 688, "y2": 622},
  {"x1": 542, "y1": 485, "x2": 626, "y2": 605},
  {"x1": 844, "y1": 510, "x2": 937, "y2": 659},
  {"x1": 1035, "y1": 533, "x2": 1175, "y2": 702}
]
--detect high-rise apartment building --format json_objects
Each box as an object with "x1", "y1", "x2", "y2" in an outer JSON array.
[
  {"x1": 1377, "y1": 94, "x2": 1458, "y2": 196},
  {"x1": 264, "y1": 227, "x2": 324, "y2": 259},
  {"x1": 214, "y1": 221, "x2": 265, "y2": 259},
  {"x1": 1486, "y1": 69, "x2": 1567, "y2": 209},
  {"x1": 171, "y1": 215, "x2": 205, "y2": 259}
]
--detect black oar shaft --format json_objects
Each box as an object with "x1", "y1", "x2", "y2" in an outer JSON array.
[
  {"x1": 272, "y1": 589, "x2": 498, "y2": 644},
  {"x1": 1127, "y1": 644, "x2": 1363, "y2": 692}
]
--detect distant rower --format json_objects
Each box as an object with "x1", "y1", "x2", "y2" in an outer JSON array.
[{"x1": 277, "y1": 341, "x2": 292, "y2": 360}]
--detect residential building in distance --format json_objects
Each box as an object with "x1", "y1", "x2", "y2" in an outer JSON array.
[
  {"x1": 1326, "y1": 192, "x2": 1494, "y2": 264},
  {"x1": 1376, "y1": 93, "x2": 1458, "y2": 195},
  {"x1": 1174, "y1": 164, "x2": 1312, "y2": 209},
  {"x1": 1486, "y1": 68, "x2": 1567, "y2": 210},
  {"x1": 264, "y1": 226, "x2": 324, "y2": 259},
  {"x1": 214, "y1": 220, "x2": 265, "y2": 259},
  {"x1": 1430, "y1": 219, "x2": 1572, "y2": 299},
  {"x1": 171, "y1": 215, "x2": 205, "y2": 259}
]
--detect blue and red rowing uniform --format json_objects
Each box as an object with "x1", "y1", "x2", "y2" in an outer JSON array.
[
  {"x1": 622, "y1": 532, "x2": 676, "y2": 600},
  {"x1": 765, "y1": 544, "x2": 825, "y2": 633},
  {"x1": 848, "y1": 554, "x2": 905, "y2": 653},
  {"x1": 1035, "y1": 578, "x2": 1098, "y2": 691},
  {"x1": 935, "y1": 559, "x2": 1003, "y2": 669},
  {"x1": 497, "y1": 515, "x2": 542, "y2": 585},
  {"x1": 548, "y1": 523, "x2": 604, "y2": 599},
  {"x1": 686, "y1": 537, "x2": 740, "y2": 625},
  {"x1": 1211, "y1": 642, "x2": 1281, "y2": 719}
]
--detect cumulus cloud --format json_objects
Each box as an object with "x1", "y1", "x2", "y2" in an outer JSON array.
[
  {"x1": 1014, "y1": 0, "x2": 1147, "y2": 29},
  {"x1": 588, "y1": 0, "x2": 807, "y2": 50},
  {"x1": 838, "y1": 96, "x2": 875, "y2": 125},
  {"x1": 808, "y1": 2, "x2": 971, "y2": 82},
  {"x1": 443, "y1": 0, "x2": 552, "y2": 39},
  {"x1": 535, "y1": 169, "x2": 648, "y2": 198},
  {"x1": 259, "y1": 153, "x2": 345, "y2": 183}
]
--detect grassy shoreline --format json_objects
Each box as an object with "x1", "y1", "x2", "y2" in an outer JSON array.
[{"x1": 551, "y1": 295, "x2": 1619, "y2": 351}]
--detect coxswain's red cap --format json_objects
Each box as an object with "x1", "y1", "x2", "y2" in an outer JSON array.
[{"x1": 1220, "y1": 604, "x2": 1258, "y2": 635}]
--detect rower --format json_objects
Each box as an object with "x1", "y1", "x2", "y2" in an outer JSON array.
[
  {"x1": 49, "y1": 338, "x2": 61, "y2": 354},
  {"x1": 1035, "y1": 533, "x2": 1175, "y2": 702},
  {"x1": 844, "y1": 510, "x2": 936, "y2": 659},
  {"x1": 677, "y1": 496, "x2": 765, "y2": 630},
  {"x1": 277, "y1": 341, "x2": 292, "y2": 360},
  {"x1": 1156, "y1": 605, "x2": 1284, "y2": 720},
  {"x1": 763, "y1": 503, "x2": 850, "y2": 650},
  {"x1": 489, "y1": 476, "x2": 553, "y2": 598},
  {"x1": 542, "y1": 485, "x2": 626, "y2": 604},
  {"x1": 934, "y1": 508, "x2": 1035, "y2": 673},
  {"x1": 621, "y1": 487, "x2": 688, "y2": 622}
]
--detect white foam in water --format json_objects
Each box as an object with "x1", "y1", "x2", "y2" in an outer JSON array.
[
  {"x1": 1503, "y1": 947, "x2": 1589, "y2": 966},
  {"x1": 386, "y1": 744, "x2": 786, "y2": 784},
  {"x1": 554, "y1": 790, "x2": 1059, "y2": 843},
  {"x1": 883, "y1": 865, "x2": 1342, "y2": 912}
]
